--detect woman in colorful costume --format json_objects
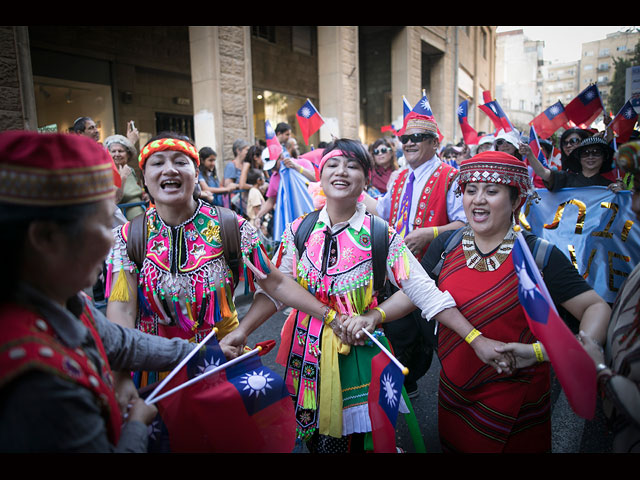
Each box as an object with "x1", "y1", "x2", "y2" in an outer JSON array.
[
  {"x1": 421, "y1": 151, "x2": 611, "y2": 453},
  {"x1": 579, "y1": 141, "x2": 640, "y2": 453},
  {"x1": 221, "y1": 139, "x2": 517, "y2": 453},
  {"x1": 105, "y1": 133, "x2": 331, "y2": 387},
  {"x1": 0, "y1": 131, "x2": 200, "y2": 452}
]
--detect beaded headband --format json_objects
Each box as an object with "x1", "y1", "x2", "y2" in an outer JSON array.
[
  {"x1": 138, "y1": 137, "x2": 200, "y2": 169},
  {"x1": 457, "y1": 151, "x2": 536, "y2": 207}
]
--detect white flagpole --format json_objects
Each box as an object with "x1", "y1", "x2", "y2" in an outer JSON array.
[
  {"x1": 144, "y1": 327, "x2": 218, "y2": 405},
  {"x1": 361, "y1": 328, "x2": 409, "y2": 376},
  {"x1": 145, "y1": 345, "x2": 263, "y2": 406}
]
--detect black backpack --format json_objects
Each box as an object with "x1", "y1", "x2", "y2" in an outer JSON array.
[{"x1": 293, "y1": 210, "x2": 390, "y2": 292}]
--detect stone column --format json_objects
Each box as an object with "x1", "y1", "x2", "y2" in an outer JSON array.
[
  {"x1": 317, "y1": 26, "x2": 360, "y2": 141},
  {"x1": 189, "y1": 26, "x2": 253, "y2": 171}
]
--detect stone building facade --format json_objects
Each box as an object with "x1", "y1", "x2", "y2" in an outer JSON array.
[{"x1": 2, "y1": 25, "x2": 496, "y2": 175}]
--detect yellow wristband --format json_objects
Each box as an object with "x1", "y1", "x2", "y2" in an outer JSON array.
[
  {"x1": 433, "y1": 226, "x2": 439, "y2": 238},
  {"x1": 299, "y1": 166, "x2": 304, "y2": 174},
  {"x1": 533, "y1": 342, "x2": 544, "y2": 362},
  {"x1": 373, "y1": 306, "x2": 386, "y2": 324},
  {"x1": 323, "y1": 308, "x2": 337, "y2": 325},
  {"x1": 465, "y1": 328, "x2": 482, "y2": 344}
]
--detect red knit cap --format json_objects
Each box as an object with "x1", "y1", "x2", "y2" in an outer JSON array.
[{"x1": 0, "y1": 130, "x2": 116, "y2": 206}]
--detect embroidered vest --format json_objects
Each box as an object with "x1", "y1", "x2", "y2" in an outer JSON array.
[
  {"x1": 0, "y1": 299, "x2": 122, "y2": 444},
  {"x1": 388, "y1": 162, "x2": 458, "y2": 258},
  {"x1": 125, "y1": 203, "x2": 237, "y2": 339}
]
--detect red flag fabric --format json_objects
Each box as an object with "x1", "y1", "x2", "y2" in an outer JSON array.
[
  {"x1": 458, "y1": 100, "x2": 479, "y2": 145},
  {"x1": 155, "y1": 338, "x2": 296, "y2": 453},
  {"x1": 265, "y1": 120, "x2": 283, "y2": 162},
  {"x1": 368, "y1": 351, "x2": 405, "y2": 453},
  {"x1": 530, "y1": 101, "x2": 569, "y2": 139},
  {"x1": 565, "y1": 84, "x2": 604, "y2": 128},
  {"x1": 609, "y1": 100, "x2": 638, "y2": 144},
  {"x1": 296, "y1": 99, "x2": 324, "y2": 145},
  {"x1": 511, "y1": 231, "x2": 596, "y2": 420}
]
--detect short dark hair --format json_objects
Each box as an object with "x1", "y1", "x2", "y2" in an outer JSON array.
[
  {"x1": 275, "y1": 122, "x2": 291, "y2": 135},
  {"x1": 246, "y1": 168, "x2": 263, "y2": 185},
  {"x1": 322, "y1": 138, "x2": 372, "y2": 179},
  {"x1": 72, "y1": 117, "x2": 92, "y2": 134}
]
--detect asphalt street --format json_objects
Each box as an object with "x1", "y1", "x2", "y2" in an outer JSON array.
[{"x1": 234, "y1": 291, "x2": 614, "y2": 454}]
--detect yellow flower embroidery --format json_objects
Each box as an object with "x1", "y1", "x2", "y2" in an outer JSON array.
[{"x1": 201, "y1": 220, "x2": 221, "y2": 244}]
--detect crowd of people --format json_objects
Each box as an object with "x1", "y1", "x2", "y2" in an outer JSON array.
[{"x1": 0, "y1": 106, "x2": 638, "y2": 454}]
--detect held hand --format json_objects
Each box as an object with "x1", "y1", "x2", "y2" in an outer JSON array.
[
  {"x1": 578, "y1": 330, "x2": 605, "y2": 366},
  {"x1": 127, "y1": 397, "x2": 158, "y2": 426},
  {"x1": 283, "y1": 157, "x2": 296, "y2": 169},
  {"x1": 342, "y1": 312, "x2": 379, "y2": 345},
  {"x1": 126, "y1": 121, "x2": 139, "y2": 145},
  {"x1": 219, "y1": 328, "x2": 248, "y2": 359},
  {"x1": 227, "y1": 182, "x2": 239, "y2": 192},
  {"x1": 469, "y1": 335, "x2": 514, "y2": 375},
  {"x1": 117, "y1": 164, "x2": 132, "y2": 180},
  {"x1": 494, "y1": 342, "x2": 541, "y2": 370},
  {"x1": 113, "y1": 372, "x2": 139, "y2": 419},
  {"x1": 607, "y1": 181, "x2": 624, "y2": 193},
  {"x1": 327, "y1": 314, "x2": 346, "y2": 343},
  {"x1": 518, "y1": 142, "x2": 533, "y2": 160}
]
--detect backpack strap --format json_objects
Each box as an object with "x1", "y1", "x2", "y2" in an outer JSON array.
[
  {"x1": 430, "y1": 227, "x2": 466, "y2": 280},
  {"x1": 126, "y1": 212, "x2": 147, "y2": 272},
  {"x1": 215, "y1": 205, "x2": 241, "y2": 287},
  {"x1": 526, "y1": 232, "x2": 552, "y2": 272},
  {"x1": 370, "y1": 214, "x2": 390, "y2": 292}
]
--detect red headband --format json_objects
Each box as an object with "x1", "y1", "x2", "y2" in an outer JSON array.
[{"x1": 138, "y1": 138, "x2": 200, "y2": 169}]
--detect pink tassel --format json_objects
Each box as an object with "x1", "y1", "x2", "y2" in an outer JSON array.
[{"x1": 104, "y1": 263, "x2": 113, "y2": 297}]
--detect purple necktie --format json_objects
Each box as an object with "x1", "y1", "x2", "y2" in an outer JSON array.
[{"x1": 395, "y1": 171, "x2": 414, "y2": 237}]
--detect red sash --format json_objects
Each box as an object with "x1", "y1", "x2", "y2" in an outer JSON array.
[
  {"x1": 0, "y1": 298, "x2": 122, "y2": 444},
  {"x1": 388, "y1": 162, "x2": 458, "y2": 258}
]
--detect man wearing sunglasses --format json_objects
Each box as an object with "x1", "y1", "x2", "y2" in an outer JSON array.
[
  {"x1": 364, "y1": 113, "x2": 466, "y2": 398},
  {"x1": 370, "y1": 113, "x2": 465, "y2": 260}
]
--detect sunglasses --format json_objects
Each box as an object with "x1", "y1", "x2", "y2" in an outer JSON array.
[
  {"x1": 579, "y1": 148, "x2": 604, "y2": 158},
  {"x1": 563, "y1": 137, "x2": 581, "y2": 147},
  {"x1": 400, "y1": 133, "x2": 434, "y2": 144},
  {"x1": 494, "y1": 139, "x2": 512, "y2": 147},
  {"x1": 373, "y1": 147, "x2": 390, "y2": 155}
]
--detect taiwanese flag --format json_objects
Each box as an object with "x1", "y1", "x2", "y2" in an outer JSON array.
[
  {"x1": 565, "y1": 84, "x2": 604, "y2": 128},
  {"x1": 457, "y1": 100, "x2": 480, "y2": 145},
  {"x1": 368, "y1": 351, "x2": 405, "y2": 453},
  {"x1": 411, "y1": 92, "x2": 444, "y2": 142},
  {"x1": 528, "y1": 124, "x2": 549, "y2": 168},
  {"x1": 403, "y1": 95, "x2": 412, "y2": 119},
  {"x1": 511, "y1": 231, "x2": 596, "y2": 420},
  {"x1": 154, "y1": 336, "x2": 296, "y2": 453},
  {"x1": 296, "y1": 99, "x2": 325, "y2": 145},
  {"x1": 479, "y1": 99, "x2": 515, "y2": 133},
  {"x1": 265, "y1": 120, "x2": 283, "y2": 162},
  {"x1": 530, "y1": 101, "x2": 569, "y2": 139},
  {"x1": 609, "y1": 100, "x2": 638, "y2": 144}
]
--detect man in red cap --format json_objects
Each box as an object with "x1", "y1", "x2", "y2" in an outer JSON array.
[{"x1": 0, "y1": 130, "x2": 196, "y2": 452}]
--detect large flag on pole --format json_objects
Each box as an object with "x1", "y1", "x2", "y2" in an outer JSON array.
[
  {"x1": 479, "y1": 99, "x2": 515, "y2": 133},
  {"x1": 151, "y1": 335, "x2": 297, "y2": 452},
  {"x1": 411, "y1": 92, "x2": 444, "y2": 142},
  {"x1": 511, "y1": 228, "x2": 596, "y2": 420},
  {"x1": 296, "y1": 99, "x2": 325, "y2": 145},
  {"x1": 457, "y1": 99, "x2": 480, "y2": 145},
  {"x1": 529, "y1": 101, "x2": 569, "y2": 139},
  {"x1": 565, "y1": 84, "x2": 605, "y2": 128},
  {"x1": 608, "y1": 100, "x2": 638, "y2": 144}
]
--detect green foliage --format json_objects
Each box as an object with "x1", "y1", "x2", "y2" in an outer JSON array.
[{"x1": 608, "y1": 41, "x2": 640, "y2": 114}]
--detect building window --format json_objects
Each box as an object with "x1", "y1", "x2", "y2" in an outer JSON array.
[
  {"x1": 584, "y1": 64, "x2": 593, "y2": 70},
  {"x1": 584, "y1": 50, "x2": 594, "y2": 57},
  {"x1": 292, "y1": 26, "x2": 312, "y2": 55},
  {"x1": 599, "y1": 48, "x2": 610, "y2": 56},
  {"x1": 251, "y1": 26, "x2": 276, "y2": 43},
  {"x1": 617, "y1": 45, "x2": 628, "y2": 52},
  {"x1": 155, "y1": 112, "x2": 194, "y2": 140}
]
